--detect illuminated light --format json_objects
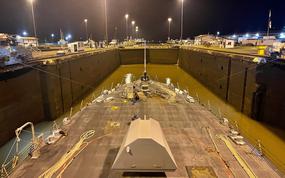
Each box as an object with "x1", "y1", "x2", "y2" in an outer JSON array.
[
  {"x1": 217, "y1": 31, "x2": 220, "y2": 35},
  {"x1": 168, "y1": 18, "x2": 172, "y2": 22},
  {"x1": 125, "y1": 14, "x2": 129, "y2": 19},
  {"x1": 232, "y1": 34, "x2": 237, "y2": 38},
  {"x1": 245, "y1": 33, "x2": 249, "y2": 38},
  {"x1": 131, "y1": 21, "x2": 135, "y2": 25},
  {"x1": 280, "y1": 33, "x2": 285, "y2": 39},
  {"x1": 84, "y1": 19, "x2": 88, "y2": 23},
  {"x1": 255, "y1": 33, "x2": 260, "y2": 37},
  {"x1": 65, "y1": 34, "x2": 72, "y2": 41},
  {"x1": 22, "y1": 31, "x2": 28, "y2": 36},
  {"x1": 51, "y1": 33, "x2": 55, "y2": 38}
]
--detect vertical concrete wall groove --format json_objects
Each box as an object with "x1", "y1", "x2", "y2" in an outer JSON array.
[
  {"x1": 226, "y1": 59, "x2": 232, "y2": 101},
  {"x1": 57, "y1": 63, "x2": 65, "y2": 113},
  {"x1": 68, "y1": 61, "x2": 74, "y2": 105},
  {"x1": 241, "y1": 67, "x2": 248, "y2": 112}
]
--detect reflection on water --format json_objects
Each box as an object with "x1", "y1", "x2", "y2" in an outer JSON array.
[{"x1": 1, "y1": 64, "x2": 284, "y2": 174}]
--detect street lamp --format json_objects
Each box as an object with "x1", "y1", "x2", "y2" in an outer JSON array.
[
  {"x1": 22, "y1": 31, "x2": 28, "y2": 36},
  {"x1": 84, "y1": 19, "x2": 88, "y2": 40},
  {"x1": 125, "y1": 14, "x2": 129, "y2": 39},
  {"x1": 168, "y1": 18, "x2": 172, "y2": 40},
  {"x1": 104, "y1": 0, "x2": 108, "y2": 43},
  {"x1": 180, "y1": 0, "x2": 184, "y2": 41},
  {"x1": 131, "y1": 21, "x2": 135, "y2": 39},
  {"x1": 51, "y1": 33, "x2": 55, "y2": 43},
  {"x1": 28, "y1": 0, "x2": 37, "y2": 38},
  {"x1": 65, "y1": 34, "x2": 72, "y2": 41},
  {"x1": 135, "y1": 26, "x2": 139, "y2": 39}
]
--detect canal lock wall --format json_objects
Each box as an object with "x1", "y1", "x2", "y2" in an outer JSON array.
[
  {"x1": 179, "y1": 48, "x2": 285, "y2": 130},
  {"x1": 0, "y1": 50, "x2": 120, "y2": 146}
]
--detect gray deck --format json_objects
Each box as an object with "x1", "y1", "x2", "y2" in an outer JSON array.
[{"x1": 11, "y1": 84, "x2": 281, "y2": 178}]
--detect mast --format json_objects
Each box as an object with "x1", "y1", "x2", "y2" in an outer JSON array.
[
  {"x1": 141, "y1": 40, "x2": 149, "y2": 81},
  {"x1": 144, "y1": 40, "x2": 147, "y2": 74}
]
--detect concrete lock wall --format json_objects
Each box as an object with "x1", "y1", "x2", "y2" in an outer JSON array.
[
  {"x1": 0, "y1": 50, "x2": 120, "y2": 146},
  {"x1": 179, "y1": 49, "x2": 256, "y2": 118},
  {"x1": 179, "y1": 48, "x2": 285, "y2": 130},
  {"x1": 179, "y1": 49, "x2": 256, "y2": 116},
  {"x1": 41, "y1": 50, "x2": 121, "y2": 121},
  {"x1": 179, "y1": 50, "x2": 230, "y2": 99},
  {"x1": 255, "y1": 63, "x2": 285, "y2": 129},
  {"x1": 119, "y1": 48, "x2": 179, "y2": 65},
  {"x1": 0, "y1": 68, "x2": 45, "y2": 146}
]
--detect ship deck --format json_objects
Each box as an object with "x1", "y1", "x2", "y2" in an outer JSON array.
[{"x1": 10, "y1": 82, "x2": 281, "y2": 178}]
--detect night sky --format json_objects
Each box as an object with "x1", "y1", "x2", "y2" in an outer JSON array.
[{"x1": 0, "y1": 0, "x2": 284, "y2": 41}]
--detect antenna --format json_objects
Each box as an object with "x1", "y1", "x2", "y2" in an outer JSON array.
[
  {"x1": 141, "y1": 40, "x2": 149, "y2": 81},
  {"x1": 144, "y1": 40, "x2": 147, "y2": 73}
]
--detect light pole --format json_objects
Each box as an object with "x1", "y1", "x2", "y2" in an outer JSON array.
[
  {"x1": 131, "y1": 21, "x2": 135, "y2": 39},
  {"x1": 22, "y1": 31, "x2": 28, "y2": 37},
  {"x1": 125, "y1": 14, "x2": 129, "y2": 39},
  {"x1": 84, "y1": 19, "x2": 88, "y2": 40},
  {"x1": 135, "y1": 26, "x2": 139, "y2": 39},
  {"x1": 29, "y1": 0, "x2": 37, "y2": 38},
  {"x1": 180, "y1": 0, "x2": 184, "y2": 41},
  {"x1": 104, "y1": 0, "x2": 108, "y2": 44},
  {"x1": 168, "y1": 18, "x2": 172, "y2": 40},
  {"x1": 51, "y1": 33, "x2": 55, "y2": 42}
]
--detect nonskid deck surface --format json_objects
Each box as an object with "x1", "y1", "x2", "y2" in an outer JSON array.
[{"x1": 11, "y1": 81, "x2": 281, "y2": 178}]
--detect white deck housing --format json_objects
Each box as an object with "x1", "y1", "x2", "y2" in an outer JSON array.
[{"x1": 112, "y1": 118, "x2": 177, "y2": 172}]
